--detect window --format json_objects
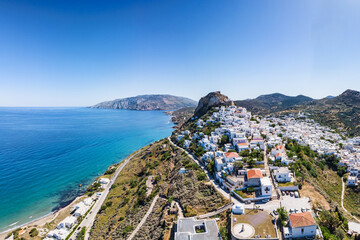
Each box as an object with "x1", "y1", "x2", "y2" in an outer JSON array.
[{"x1": 301, "y1": 228, "x2": 304, "y2": 234}]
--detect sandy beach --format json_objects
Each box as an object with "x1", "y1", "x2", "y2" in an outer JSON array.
[{"x1": 0, "y1": 195, "x2": 84, "y2": 239}]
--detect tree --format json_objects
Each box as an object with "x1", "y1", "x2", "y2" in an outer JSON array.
[
  {"x1": 248, "y1": 159, "x2": 256, "y2": 168},
  {"x1": 234, "y1": 161, "x2": 244, "y2": 171},
  {"x1": 276, "y1": 207, "x2": 288, "y2": 226},
  {"x1": 219, "y1": 135, "x2": 229, "y2": 147},
  {"x1": 319, "y1": 210, "x2": 341, "y2": 232},
  {"x1": 29, "y1": 228, "x2": 39, "y2": 237}
]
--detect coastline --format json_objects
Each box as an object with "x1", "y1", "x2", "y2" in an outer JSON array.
[
  {"x1": 0, "y1": 195, "x2": 84, "y2": 239},
  {"x1": 0, "y1": 141, "x2": 157, "y2": 239}
]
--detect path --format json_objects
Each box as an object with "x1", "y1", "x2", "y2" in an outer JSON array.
[
  {"x1": 174, "y1": 201, "x2": 184, "y2": 218},
  {"x1": 70, "y1": 149, "x2": 145, "y2": 240},
  {"x1": 168, "y1": 137, "x2": 242, "y2": 205},
  {"x1": 127, "y1": 195, "x2": 159, "y2": 240},
  {"x1": 341, "y1": 177, "x2": 360, "y2": 223},
  {"x1": 197, "y1": 203, "x2": 234, "y2": 219}
]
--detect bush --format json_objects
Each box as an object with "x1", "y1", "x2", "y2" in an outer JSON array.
[
  {"x1": 197, "y1": 172, "x2": 207, "y2": 181},
  {"x1": 104, "y1": 168, "x2": 116, "y2": 175},
  {"x1": 29, "y1": 228, "x2": 39, "y2": 237},
  {"x1": 122, "y1": 225, "x2": 134, "y2": 236}
]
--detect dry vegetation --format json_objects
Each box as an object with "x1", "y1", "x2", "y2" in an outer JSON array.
[{"x1": 90, "y1": 138, "x2": 228, "y2": 240}]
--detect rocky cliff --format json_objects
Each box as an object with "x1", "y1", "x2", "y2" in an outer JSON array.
[
  {"x1": 91, "y1": 94, "x2": 197, "y2": 111},
  {"x1": 194, "y1": 91, "x2": 233, "y2": 117}
]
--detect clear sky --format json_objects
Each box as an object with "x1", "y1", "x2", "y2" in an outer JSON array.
[{"x1": 1, "y1": 0, "x2": 360, "y2": 106}]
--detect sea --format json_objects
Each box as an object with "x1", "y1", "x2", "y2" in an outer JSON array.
[{"x1": 0, "y1": 107, "x2": 174, "y2": 232}]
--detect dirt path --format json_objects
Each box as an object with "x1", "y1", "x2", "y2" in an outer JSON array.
[
  {"x1": 174, "y1": 201, "x2": 184, "y2": 218},
  {"x1": 341, "y1": 177, "x2": 360, "y2": 223},
  {"x1": 127, "y1": 195, "x2": 159, "y2": 240},
  {"x1": 168, "y1": 137, "x2": 240, "y2": 205}
]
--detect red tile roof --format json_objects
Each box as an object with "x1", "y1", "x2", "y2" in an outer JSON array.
[
  {"x1": 225, "y1": 152, "x2": 240, "y2": 158},
  {"x1": 237, "y1": 142, "x2": 249, "y2": 146},
  {"x1": 289, "y1": 212, "x2": 316, "y2": 228},
  {"x1": 247, "y1": 169, "x2": 263, "y2": 179}
]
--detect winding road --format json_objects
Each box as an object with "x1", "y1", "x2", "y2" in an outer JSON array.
[{"x1": 167, "y1": 137, "x2": 242, "y2": 205}]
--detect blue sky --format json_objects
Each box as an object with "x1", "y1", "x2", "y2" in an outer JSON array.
[{"x1": 1, "y1": 0, "x2": 360, "y2": 106}]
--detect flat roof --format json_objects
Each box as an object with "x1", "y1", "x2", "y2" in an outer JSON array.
[
  {"x1": 175, "y1": 218, "x2": 220, "y2": 240},
  {"x1": 260, "y1": 177, "x2": 272, "y2": 186}
]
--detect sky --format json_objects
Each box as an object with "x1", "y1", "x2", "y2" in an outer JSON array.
[{"x1": 1, "y1": 0, "x2": 360, "y2": 106}]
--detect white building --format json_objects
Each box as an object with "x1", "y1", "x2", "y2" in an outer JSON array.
[
  {"x1": 285, "y1": 212, "x2": 317, "y2": 239},
  {"x1": 275, "y1": 167, "x2": 292, "y2": 183},
  {"x1": 232, "y1": 204, "x2": 245, "y2": 214},
  {"x1": 347, "y1": 176, "x2": 358, "y2": 186},
  {"x1": 260, "y1": 177, "x2": 273, "y2": 196}
]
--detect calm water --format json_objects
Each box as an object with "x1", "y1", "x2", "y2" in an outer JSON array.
[{"x1": 0, "y1": 107, "x2": 173, "y2": 231}]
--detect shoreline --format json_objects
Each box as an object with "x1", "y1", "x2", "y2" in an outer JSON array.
[
  {"x1": 0, "y1": 142, "x2": 155, "y2": 239},
  {"x1": 0, "y1": 110, "x2": 176, "y2": 239},
  {"x1": 0, "y1": 195, "x2": 84, "y2": 239}
]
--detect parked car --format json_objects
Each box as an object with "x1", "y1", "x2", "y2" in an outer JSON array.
[
  {"x1": 281, "y1": 191, "x2": 285, "y2": 196},
  {"x1": 294, "y1": 191, "x2": 299, "y2": 198},
  {"x1": 290, "y1": 192, "x2": 294, "y2": 197},
  {"x1": 285, "y1": 191, "x2": 289, "y2": 195}
]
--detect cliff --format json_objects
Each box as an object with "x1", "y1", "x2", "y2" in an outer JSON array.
[{"x1": 194, "y1": 91, "x2": 233, "y2": 117}]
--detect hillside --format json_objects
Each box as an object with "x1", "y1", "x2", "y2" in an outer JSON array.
[
  {"x1": 166, "y1": 107, "x2": 196, "y2": 129},
  {"x1": 91, "y1": 94, "x2": 197, "y2": 111},
  {"x1": 234, "y1": 89, "x2": 360, "y2": 136},
  {"x1": 234, "y1": 93, "x2": 313, "y2": 115},
  {"x1": 300, "y1": 89, "x2": 360, "y2": 136},
  {"x1": 90, "y1": 139, "x2": 228, "y2": 240}
]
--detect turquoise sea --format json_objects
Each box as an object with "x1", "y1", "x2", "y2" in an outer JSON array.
[{"x1": 0, "y1": 107, "x2": 173, "y2": 232}]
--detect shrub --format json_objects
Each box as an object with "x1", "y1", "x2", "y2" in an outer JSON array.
[
  {"x1": 29, "y1": 228, "x2": 39, "y2": 237},
  {"x1": 197, "y1": 172, "x2": 207, "y2": 181}
]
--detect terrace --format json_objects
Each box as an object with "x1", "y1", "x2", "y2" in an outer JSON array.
[{"x1": 232, "y1": 209, "x2": 277, "y2": 239}]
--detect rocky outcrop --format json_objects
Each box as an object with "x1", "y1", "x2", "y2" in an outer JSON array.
[
  {"x1": 91, "y1": 94, "x2": 197, "y2": 111},
  {"x1": 194, "y1": 91, "x2": 232, "y2": 117}
]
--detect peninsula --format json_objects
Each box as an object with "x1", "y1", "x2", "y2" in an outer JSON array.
[{"x1": 91, "y1": 94, "x2": 197, "y2": 111}]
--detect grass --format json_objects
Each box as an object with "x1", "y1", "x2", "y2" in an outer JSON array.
[
  {"x1": 277, "y1": 182, "x2": 295, "y2": 187},
  {"x1": 234, "y1": 189, "x2": 255, "y2": 199},
  {"x1": 233, "y1": 209, "x2": 276, "y2": 238},
  {"x1": 343, "y1": 185, "x2": 360, "y2": 218}
]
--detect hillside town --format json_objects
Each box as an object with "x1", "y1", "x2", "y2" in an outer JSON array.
[{"x1": 174, "y1": 105, "x2": 360, "y2": 240}]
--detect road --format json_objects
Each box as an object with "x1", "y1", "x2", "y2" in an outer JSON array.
[
  {"x1": 168, "y1": 137, "x2": 242, "y2": 205},
  {"x1": 341, "y1": 177, "x2": 360, "y2": 223},
  {"x1": 69, "y1": 149, "x2": 144, "y2": 240},
  {"x1": 127, "y1": 195, "x2": 159, "y2": 240}
]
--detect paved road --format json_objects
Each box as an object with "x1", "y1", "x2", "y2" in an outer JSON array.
[
  {"x1": 168, "y1": 137, "x2": 242, "y2": 206},
  {"x1": 341, "y1": 177, "x2": 360, "y2": 223},
  {"x1": 69, "y1": 149, "x2": 144, "y2": 240},
  {"x1": 127, "y1": 195, "x2": 159, "y2": 240}
]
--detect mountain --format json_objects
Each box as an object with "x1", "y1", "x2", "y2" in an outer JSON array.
[
  {"x1": 233, "y1": 89, "x2": 360, "y2": 136},
  {"x1": 301, "y1": 89, "x2": 360, "y2": 136},
  {"x1": 91, "y1": 94, "x2": 197, "y2": 111},
  {"x1": 194, "y1": 91, "x2": 233, "y2": 117},
  {"x1": 234, "y1": 93, "x2": 314, "y2": 114}
]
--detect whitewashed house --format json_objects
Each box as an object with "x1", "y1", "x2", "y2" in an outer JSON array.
[
  {"x1": 285, "y1": 212, "x2": 317, "y2": 239},
  {"x1": 275, "y1": 167, "x2": 292, "y2": 183}
]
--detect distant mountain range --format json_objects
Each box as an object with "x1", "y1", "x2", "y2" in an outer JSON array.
[
  {"x1": 234, "y1": 89, "x2": 360, "y2": 136},
  {"x1": 91, "y1": 94, "x2": 197, "y2": 111}
]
